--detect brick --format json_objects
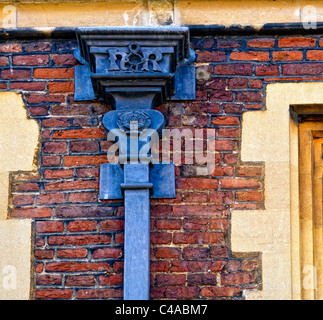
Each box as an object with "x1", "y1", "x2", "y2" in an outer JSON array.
[
  {"x1": 221, "y1": 272, "x2": 257, "y2": 284},
  {"x1": 43, "y1": 141, "x2": 67, "y2": 153},
  {"x1": 150, "y1": 232, "x2": 172, "y2": 244},
  {"x1": 201, "y1": 287, "x2": 241, "y2": 298},
  {"x1": 150, "y1": 261, "x2": 169, "y2": 272},
  {"x1": 34, "y1": 68, "x2": 74, "y2": 79},
  {"x1": 170, "y1": 260, "x2": 225, "y2": 273},
  {"x1": 42, "y1": 118, "x2": 70, "y2": 128},
  {"x1": 41, "y1": 155, "x2": 61, "y2": 166},
  {"x1": 92, "y1": 248, "x2": 122, "y2": 259},
  {"x1": 236, "y1": 190, "x2": 263, "y2": 201},
  {"x1": 36, "y1": 274, "x2": 62, "y2": 286},
  {"x1": 68, "y1": 192, "x2": 97, "y2": 203},
  {"x1": 187, "y1": 274, "x2": 218, "y2": 286},
  {"x1": 13, "y1": 55, "x2": 49, "y2": 66},
  {"x1": 183, "y1": 218, "x2": 208, "y2": 231},
  {"x1": 12, "y1": 194, "x2": 34, "y2": 205},
  {"x1": 44, "y1": 169, "x2": 73, "y2": 179},
  {"x1": 282, "y1": 63, "x2": 323, "y2": 75},
  {"x1": 155, "y1": 274, "x2": 186, "y2": 286},
  {"x1": 28, "y1": 106, "x2": 50, "y2": 116},
  {"x1": 44, "y1": 180, "x2": 97, "y2": 191},
  {"x1": 35, "y1": 289, "x2": 73, "y2": 300},
  {"x1": 38, "y1": 193, "x2": 66, "y2": 205},
  {"x1": 196, "y1": 51, "x2": 226, "y2": 62},
  {"x1": 306, "y1": 50, "x2": 323, "y2": 60},
  {"x1": 55, "y1": 206, "x2": 113, "y2": 218},
  {"x1": 11, "y1": 207, "x2": 52, "y2": 218},
  {"x1": 10, "y1": 81, "x2": 46, "y2": 91},
  {"x1": 182, "y1": 247, "x2": 208, "y2": 259},
  {"x1": 64, "y1": 155, "x2": 107, "y2": 166},
  {"x1": 52, "y1": 54, "x2": 78, "y2": 65},
  {"x1": 25, "y1": 94, "x2": 65, "y2": 104},
  {"x1": 273, "y1": 51, "x2": 303, "y2": 61},
  {"x1": 65, "y1": 275, "x2": 96, "y2": 286},
  {"x1": 255, "y1": 65, "x2": 279, "y2": 76},
  {"x1": 182, "y1": 192, "x2": 208, "y2": 203},
  {"x1": 209, "y1": 140, "x2": 236, "y2": 151},
  {"x1": 221, "y1": 178, "x2": 261, "y2": 189},
  {"x1": 24, "y1": 41, "x2": 51, "y2": 52},
  {"x1": 209, "y1": 191, "x2": 233, "y2": 204},
  {"x1": 36, "y1": 221, "x2": 64, "y2": 233},
  {"x1": 52, "y1": 128, "x2": 105, "y2": 139},
  {"x1": 236, "y1": 91, "x2": 263, "y2": 102},
  {"x1": 230, "y1": 51, "x2": 269, "y2": 61},
  {"x1": 70, "y1": 140, "x2": 99, "y2": 152},
  {"x1": 164, "y1": 286, "x2": 200, "y2": 299},
  {"x1": 12, "y1": 182, "x2": 40, "y2": 192},
  {"x1": 209, "y1": 90, "x2": 233, "y2": 102},
  {"x1": 223, "y1": 103, "x2": 244, "y2": 114},
  {"x1": 1, "y1": 69, "x2": 31, "y2": 79},
  {"x1": 247, "y1": 38, "x2": 275, "y2": 48},
  {"x1": 217, "y1": 127, "x2": 240, "y2": 137},
  {"x1": 45, "y1": 262, "x2": 112, "y2": 272},
  {"x1": 173, "y1": 205, "x2": 222, "y2": 217},
  {"x1": 48, "y1": 81, "x2": 74, "y2": 93},
  {"x1": 210, "y1": 218, "x2": 228, "y2": 230},
  {"x1": 228, "y1": 77, "x2": 248, "y2": 89},
  {"x1": 210, "y1": 246, "x2": 229, "y2": 258},
  {"x1": 278, "y1": 37, "x2": 315, "y2": 47},
  {"x1": 0, "y1": 43, "x2": 22, "y2": 53},
  {"x1": 99, "y1": 274, "x2": 123, "y2": 286},
  {"x1": 56, "y1": 248, "x2": 88, "y2": 258},
  {"x1": 155, "y1": 247, "x2": 181, "y2": 259},
  {"x1": 155, "y1": 219, "x2": 181, "y2": 230},
  {"x1": 212, "y1": 116, "x2": 240, "y2": 125},
  {"x1": 217, "y1": 39, "x2": 242, "y2": 48},
  {"x1": 34, "y1": 249, "x2": 54, "y2": 260},
  {"x1": 76, "y1": 289, "x2": 122, "y2": 299},
  {"x1": 249, "y1": 79, "x2": 263, "y2": 88},
  {"x1": 176, "y1": 178, "x2": 218, "y2": 189},
  {"x1": 236, "y1": 166, "x2": 263, "y2": 177},
  {"x1": 173, "y1": 232, "x2": 224, "y2": 244},
  {"x1": 213, "y1": 64, "x2": 252, "y2": 75},
  {"x1": 76, "y1": 167, "x2": 99, "y2": 178},
  {"x1": 48, "y1": 235, "x2": 111, "y2": 246},
  {"x1": 67, "y1": 220, "x2": 97, "y2": 232},
  {"x1": 0, "y1": 56, "x2": 9, "y2": 65}
]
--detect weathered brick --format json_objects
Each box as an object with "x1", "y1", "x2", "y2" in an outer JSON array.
[
  {"x1": 35, "y1": 289, "x2": 73, "y2": 300},
  {"x1": 36, "y1": 221, "x2": 64, "y2": 233},
  {"x1": 34, "y1": 68, "x2": 74, "y2": 79},
  {"x1": 13, "y1": 55, "x2": 49, "y2": 65},
  {"x1": 67, "y1": 220, "x2": 97, "y2": 232},
  {"x1": 38, "y1": 193, "x2": 66, "y2": 205},
  {"x1": 247, "y1": 38, "x2": 275, "y2": 48},
  {"x1": 1, "y1": 69, "x2": 31, "y2": 79},
  {"x1": 230, "y1": 51, "x2": 269, "y2": 61},
  {"x1": 65, "y1": 275, "x2": 96, "y2": 286},
  {"x1": 273, "y1": 51, "x2": 303, "y2": 61},
  {"x1": 278, "y1": 37, "x2": 315, "y2": 47},
  {"x1": 221, "y1": 178, "x2": 261, "y2": 189},
  {"x1": 213, "y1": 64, "x2": 252, "y2": 75}
]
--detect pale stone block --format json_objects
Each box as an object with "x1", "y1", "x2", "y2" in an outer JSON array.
[{"x1": 0, "y1": 220, "x2": 32, "y2": 300}]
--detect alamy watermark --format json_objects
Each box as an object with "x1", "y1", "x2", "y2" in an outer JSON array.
[
  {"x1": 107, "y1": 126, "x2": 218, "y2": 176},
  {"x1": 1, "y1": 265, "x2": 17, "y2": 290}
]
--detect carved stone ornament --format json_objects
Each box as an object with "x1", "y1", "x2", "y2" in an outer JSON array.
[
  {"x1": 73, "y1": 27, "x2": 196, "y2": 103},
  {"x1": 117, "y1": 110, "x2": 151, "y2": 133}
]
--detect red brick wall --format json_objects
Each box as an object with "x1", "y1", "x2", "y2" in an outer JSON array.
[{"x1": 3, "y1": 34, "x2": 322, "y2": 300}]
